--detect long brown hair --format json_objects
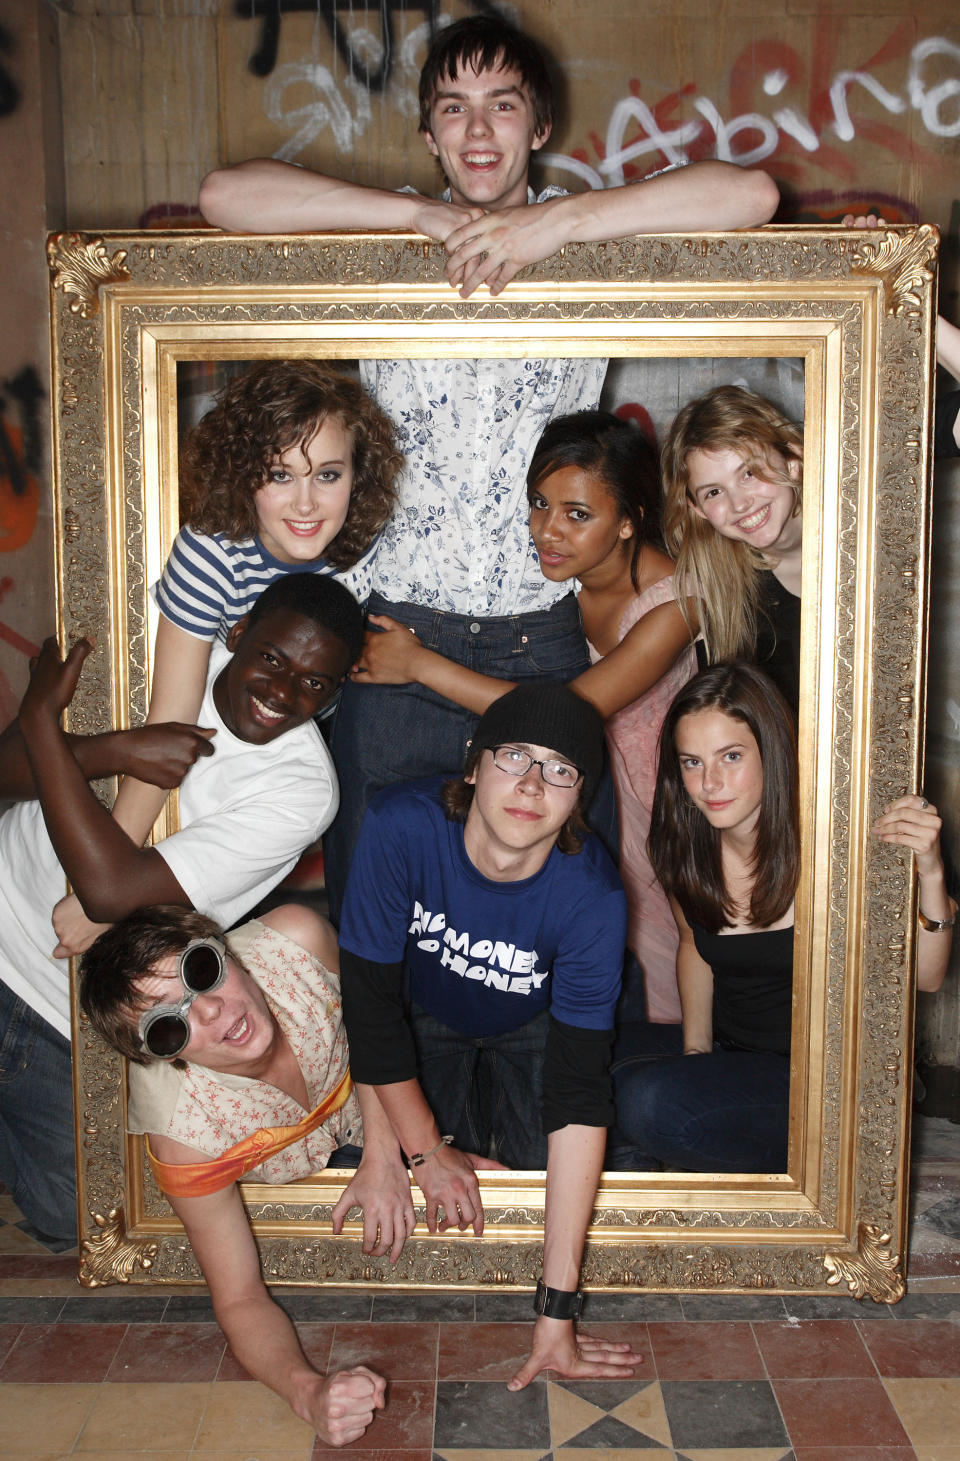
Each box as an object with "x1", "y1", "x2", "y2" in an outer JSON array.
[
  {"x1": 648, "y1": 662, "x2": 799, "y2": 933},
  {"x1": 178, "y1": 360, "x2": 401, "y2": 568},
  {"x1": 662, "y1": 386, "x2": 803, "y2": 661}
]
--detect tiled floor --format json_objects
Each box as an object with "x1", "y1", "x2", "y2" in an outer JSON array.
[{"x1": 1, "y1": 1116, "x2": 958, "y2": 1460}]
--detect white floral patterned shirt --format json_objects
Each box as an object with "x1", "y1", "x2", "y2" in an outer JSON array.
[
  {"x1": 127, "y1": 919, "x2": 361, "y2": 1184},
  {"x1": 361, "y1": 187, "x2": 608, "y2": 615}
]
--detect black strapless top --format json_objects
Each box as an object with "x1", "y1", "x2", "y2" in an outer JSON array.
[{"x1": 691, "y1": 922, "x2": 794, "y2": 1057}]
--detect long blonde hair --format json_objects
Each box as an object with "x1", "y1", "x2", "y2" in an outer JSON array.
[{"x1": 662, "y1": 386, "x2": 803, "y2": 662}]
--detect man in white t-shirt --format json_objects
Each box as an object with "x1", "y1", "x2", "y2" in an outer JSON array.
[
  {"x1": 198, "y1": 17, "x2": 779, "y2": 913},
  {"x1": 0, "y1": 574, "x2": 361, "y2": 1241}
]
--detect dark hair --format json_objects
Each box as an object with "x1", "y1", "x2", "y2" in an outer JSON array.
[
  {"x1": 527, "y1": 410, "x2": 663, "y2": 591},
  {"x1": 79, "y1": 905, "x2": 224, "y2": 1065},
  {"x1": 648, "y1": 662, "x2": 798, "y2": 933},
  {"x1": 244, "y1": 573, "x2": 365, "y2": 663},
  {"x1": 440, "y1": 742, "x2": 588, "y2": 854},
  {"x1": 178, "y1": 361, "x2": 401, "y2": 568},
  {"x1": 419, "y1": 16, "x2": 554, "y2": 138}
]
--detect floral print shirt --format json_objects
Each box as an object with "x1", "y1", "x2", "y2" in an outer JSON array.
[
  {"x1": 361, "y1": 187, "x2": 608, "y2": 615},
  {"x1": 127, "y1": 919, "x2": 361, "y2": 1184}
]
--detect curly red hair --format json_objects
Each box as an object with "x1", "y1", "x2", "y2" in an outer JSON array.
[{"x1": 178, "y1": 361, "x2": 402, "y2": 568}]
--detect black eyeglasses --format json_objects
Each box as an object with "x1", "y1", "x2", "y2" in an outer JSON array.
[
  {"x1": 490, "y1": 745, "x2": 583, "y2": 789},
  {"x1": 137, "y1": 937, "x2": 227, "y2": 1059}
]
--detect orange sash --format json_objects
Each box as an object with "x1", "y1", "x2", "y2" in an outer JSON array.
[{"x1": 146, "y1": 1067, "x2": 353, "y2": 1198}]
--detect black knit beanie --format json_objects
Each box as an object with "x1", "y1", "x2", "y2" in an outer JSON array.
[{"x1": 469, "y1": 682, "x2": 604, "y2": 804}]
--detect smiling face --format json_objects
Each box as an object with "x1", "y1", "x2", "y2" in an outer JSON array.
[
  {"x1": 214, "y1": 606, "x2": 352, "y2": 745},
  {"x1": 134, "y1": 952, "x2": 278, "y2": 1076},
  {"x1": 529, "y1": 465, "x2": 634, "y2": 584},
  {"x1": 253, "y1": 415, "x2": 354, "y2": 565},
  {"x1": 686, "y1": 445, "x2": 802, "y2": 560},
  {"x1": 675, "y1": 707, "x2": 765, "y2": 841},
  {"x1": 423, "y1": 62, "x2": 548, "y2": 211},
  {"x1": 463, "y1": 742, "x2": 581, "y2": 880}
]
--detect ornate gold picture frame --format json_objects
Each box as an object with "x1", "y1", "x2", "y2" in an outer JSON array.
[{"x1": 47, "y1": 224, "x2": 937, "y2": 1301}]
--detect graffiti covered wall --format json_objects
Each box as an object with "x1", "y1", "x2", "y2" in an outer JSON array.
[
  {"x1": 45, "y1": 0, "x2": 960, "y2": 1078},
  {"x1": 0, "y1": 1, "x2": 60, "y2": 727}
]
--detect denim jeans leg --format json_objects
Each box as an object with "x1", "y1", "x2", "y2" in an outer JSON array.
[
  {"x1": 0, "y1": 983, "x2": 77, "y2": 1239},
  {"x1": 409, "y1": 1005, "x2": 489, "y2": 1157},
  {"x1": 612, "y1": 1047, "x2": 790, "y2": 1173},
  {"x1": 484, "y1": 1010, "x2": 549, "y2": 1170}
]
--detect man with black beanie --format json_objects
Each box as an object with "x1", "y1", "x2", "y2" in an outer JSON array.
[{"x1": 339, "y1": 683, "x2": 637, "y2": 1390}]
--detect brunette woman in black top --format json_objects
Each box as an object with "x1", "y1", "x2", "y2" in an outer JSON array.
[{"x1": 611, "y1": 662, "x2": 952, "y2": 1172}]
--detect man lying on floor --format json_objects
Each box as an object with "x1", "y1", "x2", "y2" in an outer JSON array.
[{"x1": 79, "y1": 900, "x2": 412, "y2": 1446}]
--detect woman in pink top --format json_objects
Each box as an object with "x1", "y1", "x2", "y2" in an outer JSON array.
[{"x1": 357, "y1": 411, "x2": 698, "y2": 1023}]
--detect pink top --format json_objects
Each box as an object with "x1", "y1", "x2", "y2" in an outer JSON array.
[{"x1": 588, "y1": 575, "x2": 697, "y2": 1023}]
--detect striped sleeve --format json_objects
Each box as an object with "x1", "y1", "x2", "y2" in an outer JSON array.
[{"x1": 151, "y1": 529, "x2": 265, "y2": 641}]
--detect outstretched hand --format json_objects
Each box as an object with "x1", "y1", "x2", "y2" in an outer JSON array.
[
  {"x1": 22, "y1": 636, "x2": 93, "y2": 725},
  {"x1": 508, "y1": 1316, "x2": 641, "y2": 1391},
  {"x1": 311, "y1": 1365, "x2": 386, "y2": 1447}
]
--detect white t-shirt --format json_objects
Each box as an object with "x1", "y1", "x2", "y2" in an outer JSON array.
[{"x1": 0, "y1": 641, "x2": 337, "y2": 1039}]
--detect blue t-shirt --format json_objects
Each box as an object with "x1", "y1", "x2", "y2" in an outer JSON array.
[{"x1": 339, "y1": 778, "x2": 626, "y2": 1038}]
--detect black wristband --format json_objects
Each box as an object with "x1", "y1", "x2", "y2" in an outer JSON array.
[{"x1": 534, "y1": 1277, "x2": 583, "y2": 1321}]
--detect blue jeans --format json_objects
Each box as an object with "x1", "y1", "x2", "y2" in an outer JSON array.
[
  {"x1": 411, "y1": 1004, "x2": 549, "y2": 1170},
  {"x1": 324, "y1": 591, "x2": 618, "y2": 920},
  {"x1": 0, "y1": 983, "x2": 77, "y2": 1239},
  {"x1": 610, "y1": 1035, "x2": 790, "y2": 1173}
]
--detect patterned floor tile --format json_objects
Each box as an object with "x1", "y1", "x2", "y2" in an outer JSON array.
[
  {"x1": 549, "y1": 1379, "x2": 670, "y2": 1448},
  {"x1": 677, "y1": 1297, "x2": 787, "y2": 1323},
  {"x1": 438, "y1": 1321, "x2": 534, "y2": 1381},
  {"x1": 0, "y1": 1321, "x2": 126, "y2": 1382},
  {"x1": 560, "y1": 1451, "x2": 671, "y2": 1460},
  {"x1": 432, "y1": 1452, "x2": 550, "y2": 1461},
  {"x1": 558, "y1": 1413, "x2": 667, "y2": 1447},
  {"x1": 192, "y1": 1380, "x2": 315, "y2": 1451},
  {"x1": 106, "y1": 1321, "x2": 225, "y2": 1382},
  {"x1": 373, "y1": 1291, "x2": 476, "y2": 1323},
  {"x1": 329, "y1": 1320, "x2": 439, "y2": 1378},
  {"x1": 883, "y1": 1377, "x2": 960, "y2": 1446},
  {"x1": 648, "y1": 1322, "x2": 763, "y2": 1380},
  {"x1": 678, "y1": 1450, "x2": 792, "y2": 1461},
  {"x1": 858, "y1": 1319, "x2": 960, "y2": 1377},
  {"x1": 0, "y1": 1382, "x2": 99, "y2": 1452},
  {"x1": 790, "y1": 1449, "x2": 915, "y2": 1461},
  {"x1": 753, "y1": 1320, "x2": 875, "y2": 1378},
  {"x1": 435, "y1": 1380, "x2": 549, "y2": 1450},
  {"x1": 772, "y1": 1378, "x2": 909, "y2": 1448},
  {"x1": 75, "y1": 1380, "x2": 211, "y2": 1452},
  {"x1": 661, "y1": 1381, "x2": 790, "y2": 1451}
]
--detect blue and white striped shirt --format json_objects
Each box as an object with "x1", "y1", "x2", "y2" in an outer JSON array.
[{"x1": 152, "y1": 526, "x2": 373, "y2": 641}]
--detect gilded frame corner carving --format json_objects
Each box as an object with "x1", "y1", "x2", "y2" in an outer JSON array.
[{"x1": 48, "y1": 224, "x2": 937, "y2": 1301}]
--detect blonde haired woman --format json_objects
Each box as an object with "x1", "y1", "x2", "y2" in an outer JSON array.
[{"x1": 662, "y1": 385, "x2": 803, "y2": 714}]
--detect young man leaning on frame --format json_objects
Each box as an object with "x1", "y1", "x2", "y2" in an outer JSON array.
[
  {"x1": 198, "y1": 16, "x2": 780, "y2": 914},
  {"x1": 338, "y1": 684, "x2": 642, "y2": 1389}
]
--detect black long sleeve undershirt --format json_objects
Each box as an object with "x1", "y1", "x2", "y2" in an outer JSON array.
[{"x1": 339, "y1": 947, "x2": 614, "y2": 1130}]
